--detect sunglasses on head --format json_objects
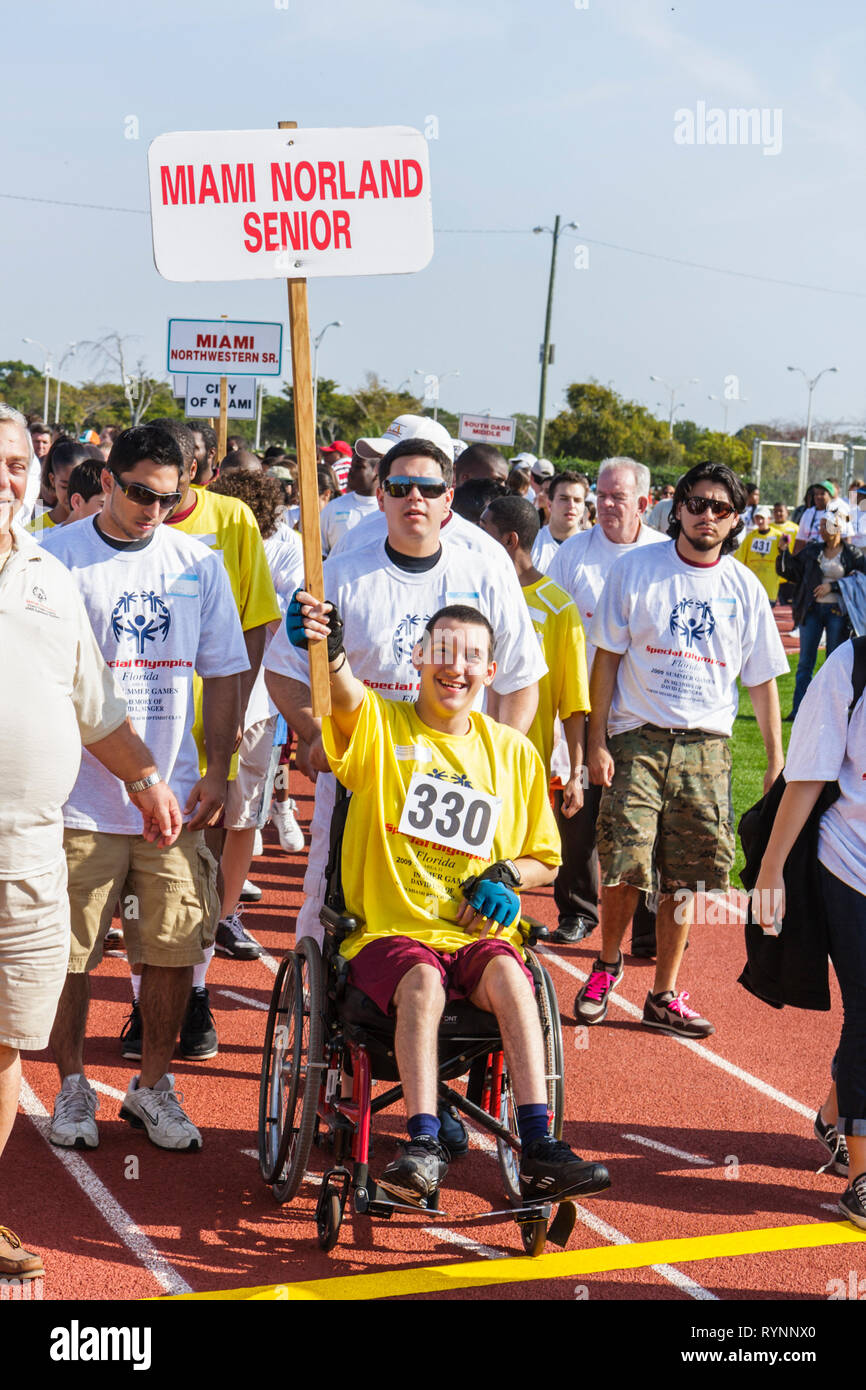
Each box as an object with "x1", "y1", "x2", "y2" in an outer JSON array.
[
  {"x1": 382, "y1": 475, "x2": 448, "y2": 499},
  {"x1": 111, "y1": 473, "x2": 183, "y2": 510},
  {"x1": 683, "y1": 495, "x2": 737, "y2": 520}
]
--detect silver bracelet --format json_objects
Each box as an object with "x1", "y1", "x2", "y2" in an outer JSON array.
[{"x1": 125, "y1": 772, "x2": 162, "y2": 793}]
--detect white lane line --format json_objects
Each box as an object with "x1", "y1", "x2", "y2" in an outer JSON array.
[
  {"x1": 218, "y1": 988, "x2": 270, "y2": 1011},
  {"x1": 89, "y1": 1079, "x2": 127, "y2": 1102},
  {"x1": 622, "y1": 1133, "x2": 714, "y2": 1166},
  {"x1": 540, "y1": 948, "x2": 815, "y2": 1120},
  {"x1": 821, "y1": 1202, "x2": 841, "y2": 1213},
  {"x1": 568, "y1": 1198, "x2": 718, "y2": 1301},
  {"x1": 421, "y1": 1226, "x2": 505, "y2": 1260},
  {"x1": 19, "y1": 1079, "x2": 192, "y2": 1296}
]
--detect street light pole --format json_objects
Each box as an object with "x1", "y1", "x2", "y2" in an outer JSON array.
[
  {"x1": 533, "y1": 216, "x2": 578, "y2": 458},
  {"x1": 650, "y1": 375, "x2": 699, "y2": 437},
  {"x1": 312, "y1": 320, "x2": 342, "y2": 441},
  {"x1": 54, "y1": 342, "x2": 77, "y2": 425},
  {"x1": 414, "y1": 368, "x2": 460, "y2": 423},
  {"x1": 788, "y1": 364, "x2": 838, "y2": 500},
  {"x1": 23, "y1": 338, "x2": 52, "y2": 422}
]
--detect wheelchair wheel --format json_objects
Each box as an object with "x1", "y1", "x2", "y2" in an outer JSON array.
[
  {"x1": 495, "y1": 953, "x2": 565, "y2": 1201},
  {"x1": 520, "y1": 1215, "x2": 548, "y2": 1257},
  {"x1": 258, "y1": 937, "x2": 324, "y2": 1202},
  {"x1": 316, "y1": 1183, "x2": 343, "y2": 1252}
]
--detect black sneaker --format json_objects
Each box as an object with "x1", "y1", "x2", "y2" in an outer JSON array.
[
  {"x1": 119, "y1": 1001, "x2": 142, "y2": 1061},
  {"x1": 815, "y1": 1111, "x2": 849, "y2": 1177},
  {"x1": 551, "y1": 917, "x2": 595, "y2": 944},
  {"x1": 215, "y1": 911, "x2": 262, "y2": 960},
  {"x1": 437, "y1": 1104, "x2": 469, "y2": 1156},
  {"x1": 519, "y1": 1136, "x2": 611, "y2": 1202},
  {"x1": 179, "y1": 988, "x2": 218, "y2": 1060},
  {"x1": 642, "y1": 989, "x2": 715, "y2": 1039},
  {"x1": 839, "y1": 1173, "x2": 866, "y2": 1231},
  {"x1": 378, "y1": 1136, "x2": 450, "y2": 1206}
]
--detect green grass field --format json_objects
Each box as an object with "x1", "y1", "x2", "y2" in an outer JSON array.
[{"x1": 731, "y1": 653, "x2": 819, "y2": 879}]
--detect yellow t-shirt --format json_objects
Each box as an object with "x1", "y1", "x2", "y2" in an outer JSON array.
[
  {"x1": 522, "y1": 576, "x2": 590, "y2": 772},
  {"x1": 735, "y1": 526, "x2": 784, "y2": 600},
  {"x1": 24, "y1": 512, "x2": 58, "y2": 539},
  {"x1": 166, "y1": 486, "x2": 281, "y2": 773},
  {"x1": 323, "y1": 689, "x2": 562, "y2": 960}
]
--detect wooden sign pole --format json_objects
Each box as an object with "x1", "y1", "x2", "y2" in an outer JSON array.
[
  {"x1": 217, "y1": 376, "x2": 228, "y2": 464},
  {"x1": 279, "y1": 119, "x2": 331, "y2": 717}
]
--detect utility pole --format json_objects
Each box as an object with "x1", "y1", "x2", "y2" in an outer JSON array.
[{"x1": 534, "y1": 215, "x2": 576, "y2": 458}]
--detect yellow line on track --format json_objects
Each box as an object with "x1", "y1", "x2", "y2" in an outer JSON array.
[{"x1": 159, "y1": 1219, "x2": 866, "y2": 1301}]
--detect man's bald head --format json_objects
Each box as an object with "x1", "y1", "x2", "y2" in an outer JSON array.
[
  {"x1": 221, "y1": 449, "x2": 263, "y2": 474},
  {"x1": 455, "y1": 443, "x2": 508, "y2": 486}
]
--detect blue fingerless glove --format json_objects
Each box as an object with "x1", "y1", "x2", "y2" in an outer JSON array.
[
  {"x1": 286, "y1": 590, "x2": 308, "y2": 648},
  {"x1": 462, "y1": 876, "x2": 520, "y2": 928}
]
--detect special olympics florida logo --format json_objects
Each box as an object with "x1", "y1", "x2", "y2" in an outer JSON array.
[
  {"x1": 392, "y1": 612, "x2": 428, "y2": 666},
  {"x1": 110, "y1": 590, "x2": 172, "y2": 655},
  {"x1": 669, "y1": 597, "x2": 715, "y2": 649}
]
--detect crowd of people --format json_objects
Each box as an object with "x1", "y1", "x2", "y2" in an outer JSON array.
[{"x1": 2, "y1": 401, "x2": 866, "y2": 1277}]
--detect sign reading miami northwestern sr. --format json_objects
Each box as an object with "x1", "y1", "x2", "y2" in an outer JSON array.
[{"x1": 148, "y1": 126, "x2": 434, "y2": 282}]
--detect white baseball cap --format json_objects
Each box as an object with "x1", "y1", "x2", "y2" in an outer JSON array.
[
  {"x1": 451, "y1": 438, "x2": 468, "y2": 459},
  {"x1": 355, "y1": 413, "x2": 454, "y2": 463},
  {"x1": 511, "y1": 452, "x2": 537, "y2": 470},
  {"x1": 531, "y1": 458, "x2": 555, "y2": 479}
]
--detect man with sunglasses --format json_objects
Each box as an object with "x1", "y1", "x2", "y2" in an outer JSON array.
[
  {"x1": 41, "y1": 425, "x2": 249, "y2": 1151},
  {"x1": 575, "y1": 461, "x2": 787, "y2": 1038}
]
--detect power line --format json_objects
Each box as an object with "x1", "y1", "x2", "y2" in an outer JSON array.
[{"x1": 3, "y1": 192, "x2": 865, "y2": 299}]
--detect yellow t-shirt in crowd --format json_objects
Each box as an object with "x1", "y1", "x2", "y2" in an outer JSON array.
[
  {"x1": 24, "y1": 512, "x2": 58, "y2": 538},
  {"x1": 166, "y1": 486, "x2": 281, "y2": 773},
  {"x1": 734, "y1": 526, "x2": 784, "y2": 601},
  {"x1": 322, "y1": 689, "x2": 562, "y2": 960},
  {"x1": 522, "y1": 576, "x2": 590, "y2": 772}
]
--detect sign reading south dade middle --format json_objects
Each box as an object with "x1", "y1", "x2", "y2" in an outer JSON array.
[{"x1": 148, "y1": 126, "x2": 433, "y2": 282}]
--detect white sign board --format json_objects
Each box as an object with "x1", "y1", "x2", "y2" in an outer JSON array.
[
  {"x1": 167, "y1": 319, "x2": 282, "y2": 376},
  {"x1": 459, "y1": 414, "x2": 516, "y2": 446},
  {"x1": 181, "y1": 377, "x2": 258, "y2": 419},
  {"x1": 148, "y1": 126, "x2": 434, "y2": 282}
]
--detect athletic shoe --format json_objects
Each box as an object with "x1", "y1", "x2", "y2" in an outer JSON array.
[
  {"x1": 573, "y1": 954, "x2": 624, "y2": 1025},
  {"x1": 215, "y1": 911, "x2": 263, "y2": 960},
  {"x1": 49, "y1": 1074, "x2": 99, "y2": 1149},
  {"x1": 550, "y1": 917, "x2": 595, "y2": 944},
  {"x1": 272, "y1": 799, "x2": 305, "y2": 853},
  {"x1": 104, "y1": 925, "x2": 124, "y2": 948},
  {"x1": 815, "y1": 1111, "x2": 849, "y2": 1177},
  {"x1": 378, "y1": 1136, "x2": 450, "y2": 1206},
  {"x1": 179, "y1": 987, "x2": 218, "y2": 1061},
  {"x1": 839, "y1": 1173, "x2": 866, "y2": 1231},
  {"x1": 119, "y1": 1000, "x2": 143, "y2": 1061},
  {"x1": 519, "y1": 1136, "x2": 611, "y2": 1202},
  {"x1": 0, "y1": 1226, "x2": 44, "y2": 1279},
  {"x1": 642, "y1": 989, "x2": 715, "y2": 1039},
  {"x1": 239, "y1": 879, "x2": 262, "y2": 903},
  {"x1": 437, "y1": 1103, "x2": 469, "y2": 1156},
  {"x1": 253, "y1": 829, "x2": 263, "y2": 857},
  {"x1": 120, "y1": 1074, "x2": 202, "y2": 1151}
]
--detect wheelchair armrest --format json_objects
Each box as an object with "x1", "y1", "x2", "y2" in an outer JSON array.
[{"x1": 319, "y1": 904, "x2": 360, "y2": 946}]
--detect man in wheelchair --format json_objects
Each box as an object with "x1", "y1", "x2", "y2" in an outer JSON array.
[{"x1": 286, "y1": 591, "x2": 611, "y2": 1208}]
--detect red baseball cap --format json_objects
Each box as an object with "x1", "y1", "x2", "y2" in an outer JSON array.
[{"x1": 321, "y1": 440, "x2": 352, "y2": 458}]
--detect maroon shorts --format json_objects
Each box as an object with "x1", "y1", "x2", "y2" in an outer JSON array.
[{"x1": 347, "y1": 936, "x2": 533, "y2": 1017}]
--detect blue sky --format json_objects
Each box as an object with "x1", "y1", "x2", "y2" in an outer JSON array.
[{"x1": 2, "y1": 0, "x2": 865, "y2": 434}]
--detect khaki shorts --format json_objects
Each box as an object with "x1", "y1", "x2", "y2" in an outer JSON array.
[
  {"x1": 0, "y1": 857, "x2": 70, "y2": 1051},
  {"x1": 224, "y1": 716, "x2": 279, "y2": 830},
  {"x1": 63, "y1": 827, "x2": 219, "y2": 973},
  {"x1": 596, "y1": 726, "x2": 735, "y2": 894}
]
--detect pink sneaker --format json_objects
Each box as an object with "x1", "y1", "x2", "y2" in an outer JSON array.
[
  {"x1": 642, "y1": 989, "x2": 715, "y2": 1039},
  {"x1": 574, "y1": 954, "x2": 624, "y2": 1025}
]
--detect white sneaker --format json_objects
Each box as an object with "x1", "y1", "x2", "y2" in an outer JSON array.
[
  {"x1": 253, "y1": 829, "x2": 263, "y2": 857},
  {"x1": 272, "y1": 799, "x2": 305, "y2": 852},
  {"x1": 49, "y1": 1074, "x2": 99, "y2": 1149},
  {"x1": 120, "y1": 1073, "x2": 202, "y2": 1151}
]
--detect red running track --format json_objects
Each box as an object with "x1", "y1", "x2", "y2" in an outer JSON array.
[{"x1": 6, "y1": 760, "x2": 864, "y2": 1305}]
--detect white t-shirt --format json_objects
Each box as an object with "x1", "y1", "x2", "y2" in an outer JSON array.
[
  {"x1": 244, "y1": 529, "x2": 305, "y2": 729},
  {"x1": 320, "y1": 491, "x2": 380, "y2": 556},
  {"x1": 532, "y1": 524, "x2": 564, "y2": 574},
  {"x1": 42, "y1": 518, "x2": 249, "y2": 834},
  {"x1": 590, "y1": 540, "x2": 789, "y2": 737},
  {"x1": 796, "y1": 506, "x2": 852, "y2": 543},
  {"x1": 265, "y1": 532, "x2": 546, "y2": 701},
  {"x1": 784, "y1": 641, "x2": 866, "y2": 893},
  {"x1": 647, "y1": 498, "x2": 674, "y2": 534},
  {"x1": 548, "y1": 522, "x2": 667, "y2": 672}
]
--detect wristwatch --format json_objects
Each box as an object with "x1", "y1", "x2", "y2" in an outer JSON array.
[{"x1": 125, "y1": 772, "x2": 162, "y2": 793}]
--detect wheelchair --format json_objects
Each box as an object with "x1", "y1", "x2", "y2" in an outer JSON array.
[{"x1": 257, "y1": 788, "x2": 579, "y2": 1254}]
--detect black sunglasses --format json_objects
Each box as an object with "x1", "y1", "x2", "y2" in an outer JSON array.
[
  {"x1": 111, "y1": 473, "x2": 183, "y2": 510},
  {"x1": 683, "y1": 496, "x2": 737, "y2": 520},
  {"x1": 382, "y1": 475, "x2": 448, "y2": 499}
]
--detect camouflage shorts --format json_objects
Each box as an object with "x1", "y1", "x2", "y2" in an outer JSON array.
[{"x1": 596, "y1": 726, "x2": 734, "y2": 894}]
